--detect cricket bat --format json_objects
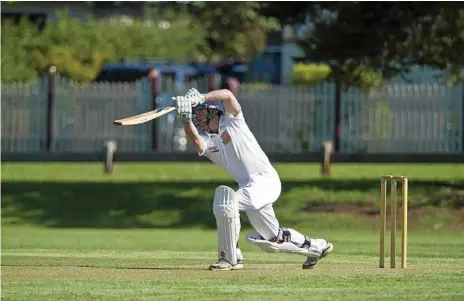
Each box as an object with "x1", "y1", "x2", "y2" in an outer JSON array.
[{"x1": 113, "y1": 106, "x2": 176, "y2": 126}]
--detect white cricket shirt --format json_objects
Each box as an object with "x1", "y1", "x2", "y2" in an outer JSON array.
[{"x1": 198, "y1": 110, "x2": 277, "y2": 187}]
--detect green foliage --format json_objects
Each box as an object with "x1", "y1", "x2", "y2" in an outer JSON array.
[
  {"x1": 291, "y1": 63, "x2": 331, "y2": 86},
  {"x1": 291, "y1": 63, "x2": 382, "y2": 90},
  {"x1": 31, "y1": 11, "x2": 113, "y2": 82},
  {"x1": 180, "y1": 2, "x2": 281, "y2": 62},
  {"x1": 341, "y1": 66, "x2": 383, "y2": 91},
  {"x1": 263, "y1": 2, "x2": 464, "y2": 85},
  {"x1": 1, "y1": 17, "x2": 41, "y2": 82},
  {"x1": 1, "y1": 9, "x2": 205, "y2": 82}
]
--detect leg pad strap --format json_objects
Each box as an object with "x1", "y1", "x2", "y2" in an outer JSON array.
[{"x1": 246, "y1": 231, "x2": 319, "y2": 258}]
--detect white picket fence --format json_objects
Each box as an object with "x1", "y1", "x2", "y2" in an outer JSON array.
[{"x1": 1, "y1": 77, "x2": 463, "y2": 154}]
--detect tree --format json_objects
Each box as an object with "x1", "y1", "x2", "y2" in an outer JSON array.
[
  {"x1": 164, "y1": 2, "x2": 280, "y2": 62},
  {"x1": 1, "y1": 17, "x2": 42, "y2": 82},
  {"x1": 1, "y1": 9, "x2": 205, "y2": 82},
  {"x1": 262, "y1": 2, "x2": 464, "y2": 86}
]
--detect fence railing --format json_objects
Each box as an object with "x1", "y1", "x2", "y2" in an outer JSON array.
[
  {"x1": 238, "y1": 82, "x2": 463, "y2": 153},
  {"x1": 2, "y1": 76, "x2": 463, "y2": 154}
]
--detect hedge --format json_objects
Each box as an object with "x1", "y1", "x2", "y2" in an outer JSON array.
[{"x1": 291, "y1": 63, "x2": 383, "y2": 90}]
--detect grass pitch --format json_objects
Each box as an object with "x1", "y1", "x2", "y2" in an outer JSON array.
[
  {"x1": 2, "y1": 163, "x2": 464, "y2": 300},
  {"x1": 2, "y1": 226, "x2": 464, "y2": 301}
]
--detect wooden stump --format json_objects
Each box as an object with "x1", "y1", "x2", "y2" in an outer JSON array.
[{"x1": 321, "y1": 141, "x2": 333, "y2": 176}]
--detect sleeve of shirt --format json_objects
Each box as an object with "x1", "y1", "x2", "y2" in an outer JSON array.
[{"x1": 225, "y1": 106, "x2": 246, "y2": 128}]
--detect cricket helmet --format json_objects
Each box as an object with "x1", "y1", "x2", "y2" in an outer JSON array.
[{"x1": 192, "y1": 103, "x2": 223, "y2": 132}]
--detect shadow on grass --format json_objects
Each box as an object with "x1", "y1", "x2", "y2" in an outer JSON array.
[{"x1": 2, "y1": 179, "x2": 462, "y2": 228}]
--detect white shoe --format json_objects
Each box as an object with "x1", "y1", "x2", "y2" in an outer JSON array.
[
  {"x1": 302, "y1": 239, "x2": 333, "y2": 270},
  {"x1": 233, "y1": 259, "x2": 244, "y2": 270},
  {"x1": 232, "y1": 247, "x2": 244, "y2": 270},
  {"x1": 209, "y1": 258, "x2": 244, "y2": 271}
]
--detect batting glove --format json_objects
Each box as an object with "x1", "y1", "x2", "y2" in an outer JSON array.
[
  {"x1": 174, "y1": 96, "x2": 193, "y2": 123},
  {"x1": 185, "y1": 88, "x2": 205, "y2": 107}
]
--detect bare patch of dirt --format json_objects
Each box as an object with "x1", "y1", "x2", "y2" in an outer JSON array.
[
  {"x1": 302, "y1": 195, "x2": 464, "y2": 230},
  {"x1": 303, "y1": 201, "x2": 464, "y2": 218},
  {"x1": 303, "y1": 187, "x2": 464, "y2": 220},
  {"x1": 303, "y1": 202, "x2": 379, "y2": 216}
]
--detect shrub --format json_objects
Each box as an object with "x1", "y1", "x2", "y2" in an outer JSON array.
[
  {"x1": 291, "y1": 63, "x2": 331, "y2": 86},
  {"x1": 291, "y1": 63, "x2": 383, "y2": 90},
  {"x1": 1, "y1": 10, "x2": 205, "y2": 82}
]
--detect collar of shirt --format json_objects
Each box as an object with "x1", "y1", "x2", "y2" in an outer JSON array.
[{"x1": 204, "y1": 115, "x2": 227, "y2": 138}]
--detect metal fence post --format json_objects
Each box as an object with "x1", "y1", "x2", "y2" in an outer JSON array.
[
  {"x1": 208, "y1": 73, "x2": 216, "y2": 91},
  {"x1": 150, "y1": 70, "x2": 160, "y2": 152},
  {"x1": 462, "y1": 82, "x2": 464, "y2": 152},
  {"x1": 334, "y1": 69, "x2": 342, "y2": 152},
  {"x1": 46, "y1": 66, "x2": 56, "y2": 152}
]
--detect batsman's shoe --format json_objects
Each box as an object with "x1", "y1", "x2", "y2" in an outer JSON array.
[
  {"x1": 209, "y1": 258, "x2": 244, "y2": 271},
  {"x1": 302, "y1": 238, "x2": 333, "y2": 270}
]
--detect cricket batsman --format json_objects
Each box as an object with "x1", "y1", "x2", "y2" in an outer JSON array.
[{"x1": 174, "y1": 88, "x2": 333, "y2": 271}]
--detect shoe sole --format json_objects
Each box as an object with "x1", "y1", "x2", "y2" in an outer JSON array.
[
  {"x1": 302, "y1": 243, "x2": 334, "y2": 270},
  {"x1": 231, "y1": 263, "x2": 244, "y2": 270},
  {"x1": 320, "y1": 243, "x2": 334, "y2": 259},
  {"x1": 209, "y1": 262, "x2": 244, "y2": 271},
  {"x1": 209, "y1": 266, "x2": 231, "y2": 271}
]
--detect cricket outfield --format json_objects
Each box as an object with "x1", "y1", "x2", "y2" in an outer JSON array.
[{"x1": 2, "y1": 163, "x2": 464, "y2": 300}]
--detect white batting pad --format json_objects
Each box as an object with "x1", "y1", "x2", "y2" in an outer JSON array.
[
  {"x1": 213, "y1": 185, "x2": 240, "y2": 265},
  {"x1": 246, "y1": 231, "x2": 319, "y2": 258}
]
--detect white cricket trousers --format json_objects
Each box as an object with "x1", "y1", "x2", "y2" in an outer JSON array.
[{"x1": 235, "y1": 171, "x2": 281, "y2": 240}]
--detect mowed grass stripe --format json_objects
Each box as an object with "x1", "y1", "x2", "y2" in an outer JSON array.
[
  {"x1": 2, "y1": 162, "x2": 464, "y2": 301},
  {"x1": 2, "y1": 227, "x2": 464, "y2": 301},
  {"x1": 3, "y1": 262, "x2": 464, "y2": 280},
  {"x1": 3, "y1": 163, "x2": 464, "y2": 182},
  {"x1": 2, "y1": 163, "x2": 463, "y2": 230},
  {"x1": 3, "y1": 275, "x2": 464, "y2": 301}
]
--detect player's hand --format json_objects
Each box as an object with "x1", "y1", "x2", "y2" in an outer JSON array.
[
  {"x1": 174, "y1": 96, "x2": 192, "y2": 123},
  {"x1": 185, "y1": 88, "x2": 205, "y2": 107}
]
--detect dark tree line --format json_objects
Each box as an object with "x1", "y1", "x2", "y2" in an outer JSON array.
[
  {"x1": 260, "y1": 2, "x2": 464, "y2": 85},
  {"x1": 3, "y1": 2, "x2": 463, "y2": 85}
]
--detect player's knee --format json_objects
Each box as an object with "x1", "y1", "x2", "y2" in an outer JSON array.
[
  {"x1": 241, "y1": 197, "x2": 265, "y2": 212},
  {"x1": 245, "y1": 207, "x2": 279, "y2": 240},
  {"x1": 213, "y1": 185, "x2": 238, "y2": 217}
]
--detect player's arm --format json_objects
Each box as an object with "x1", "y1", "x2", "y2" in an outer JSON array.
[
  {"x1": 185, "y1": 88, "x2": 240, "y2": 116},
  {"x1": 183, "y1": 121, "x2": 206, "y2": 154},
  {"x1": 184, "y1": 88, "x2": 240, "y2": 117},
  {"x1": 203, "y1": 89, "x2": 240, "y2": 117},
  {"x1": 175, "y1": 96, "x2": 207, "y2": 154}
]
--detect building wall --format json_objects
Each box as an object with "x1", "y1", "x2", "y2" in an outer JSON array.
[{"x1": 280, "y1": 42, "x2": 304, "y2": 84}]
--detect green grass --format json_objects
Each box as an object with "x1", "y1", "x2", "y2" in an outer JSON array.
[
  {"x1": 2, "y1": 163, "x2": 464, "y2": 300},
  {"x1": 3, "y1": 162, "x2": 464, "y2": 181},
  {"x1": 2, "y1": 226, "x2": 464, "y2": 301},
  {"x1": 2, "y1": 163, "x2": 464, "y2": 230}
]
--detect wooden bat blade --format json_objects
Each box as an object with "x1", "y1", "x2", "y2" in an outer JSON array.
[{"x1": 113, "y1": 106, "x2": 176, "y2": 126}]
